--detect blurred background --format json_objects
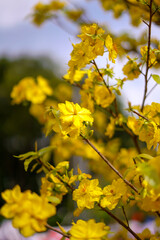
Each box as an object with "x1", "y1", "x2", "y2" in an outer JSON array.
[{"x1": 1, "y1": 0, "x2": 160, "y2": 232}]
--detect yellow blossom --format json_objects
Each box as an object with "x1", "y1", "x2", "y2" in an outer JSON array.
[
  {"x1": 105, "y1": 35, "x2": 117, "y2": 63},
  {"x1": 68, "y1": 41, "x2": 95, "y2": 72},
  {"x1": 140, "y1": 46, "x2": 157, "y2": 66},
  {"x1": 100, "y1": 179, "x2": 127, "y2": 210},
  {"x1": 78, "y1": 23, "x2": 105, "y2": 56},
  {"x1": 54, "y1": 83, "x2": 72, "y2": 102},
  {"x1": 37, "y1": 76, "x2": 53, "y2": 96},
  {"x1": 105, "y1": 117, "x2": 116, "y2": 138},
  {"x1": 66, "y1": 9, "x2": 83, "y2": 21},
  {"x1": 40, "y1": 173, "x2": 68, "y2": 205},
  {"x1": 1, "y1": 185, "x2": 56, "y2": 237},
  {"x1": 49, "y1": 1, "x2": 65, "y2": 11},
  {"x1": 70, "y1": 219, "x2": 110, "y2": 240},
  {"x1": 137, "y1": 228, "x2": 155, "y2": 240},
  {"x1": 127, "y1": 103, "x2": 160, "y2": 150},
  {"x1": 54, "y1": 101, "x2": 94, "y2": 138},
  {"x1": 64, "y1": 69, "x2": 87, "y2": 84},
  {"x1": 11, "y1": 76, "x2": 53, "y2": 104},
  {"x1": 80, "y1": 91, "x2": 95, "y2": 113},
  {"x1": 122, "y1": 57, "x2": 141, "y2": 80},
  {"x1": 32, "y1": 1, "x2": 65, "y2": 26},
  {"x1": 11, "y1": 77, "x2": 35, "y2": 104},
  {"x1": 94, "y1": 85, "x2": 115, "y2": 108},
  {"x1": 73, "y1": 179, "x2": 103, "y2": 209}
]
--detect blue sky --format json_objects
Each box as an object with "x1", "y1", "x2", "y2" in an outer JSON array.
[{"x1": 1, "y1": 0, "x2": 160, "y2": 106}]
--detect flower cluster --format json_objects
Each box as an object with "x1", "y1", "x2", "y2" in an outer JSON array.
[
  {"x1": 48, "y1": 101, "x2": 94, "y2": 138},
  {"x1": 1, "y1": 185, "x2": 56, "y2": 237},
  {"x1": 73, "y1": 179, "x2": 103, "y2": 209},
  {"x1": 70, "y1": 219, "x2": 110, "y2": 240},
  {"x1": 11, "y1": 76, "x2": 53, "y2": 104},
  {"x1": 127, "y1": 102, "x2": 160, "y2": 150}
]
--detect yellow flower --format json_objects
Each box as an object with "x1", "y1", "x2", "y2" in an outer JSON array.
[
  {"x1": 73, "y1": 179, "x2": 103, "y2": 209},
  {"x1": 66, "y1": 24, "x2": 106, "y2": 78},
  {"x1": 127, "y1": 103, "x2": 160, "y2": 150},
  {"x1": 1, "y1": 185, "x2": 56, "y2": 237},
  {"x1": 54, "y1": 83, "x2": 72, "y2": 102},
  {"x1": 40, "y1": 173, "x2": 68, "y2": 205},
  {"x1": 11, "y1": 77, "x2": 35, "y2": 104},
  {"x1": 80, "y1": 91, "x2": 95, "y2": 113},
  {"x1": 11, "y1": 76, "x2": 53, "y2": 104},
  {"x1": 49, "y1": 1, "x2": 65, "y2": 11},
  {"x1": 25, "y1": 84, "x2": 46, "y2": 104},
  {"x1": 105, "y1": 35, "x2": 117, "y2": 63},
  {"x1": 94, "y1": 85, "x2": 115, "y2": 108},
  {"x1": 78, "y1": 23, "x2": 105, "y2": 56},
  {"x1": 100, "y1": 179, "x2": 127, "y2": 210},
  {"x1": 32, "y1": 1, "x2": 65, "y2": 26},
  {"x1": 68, "y1": 41, "x2": 95, "y2": 71},
  {"x1": 37, "y1": 76, "x2": 53, "y2": 96},
  {"x1": 70, "y1": 219, "x2": 109, "y2": 240},
  {"x1": 137, "y1": 228, "x2": 154, "y2": 240},
  {"x1": 66, "y1": 9, "x2": 83, "y2": 21},
  {"x1": 56, "y1": 101, "x2": 94, "y2": 138},
  {"x1": 140, "y1": 46, "x2": 157, "y2": 66},
  {"x1": 64, "y1": 70, "x2": 87, "y2": 84},
  {"x1": 105, "y1": 117, "x2": 116, "y2": 138},
  {"x1": 122, "y1": 57, "x2": 140, "y2": 80}
]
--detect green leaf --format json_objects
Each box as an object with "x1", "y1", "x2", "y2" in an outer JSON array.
[
  {"x1": 48, "y1": 196, "x2": 61, "y2": 204},
  {"x1": 152, "y1": 74, "x2": 160, "y2": 84},
  {"x1": 24, "y1": 156, "x2": 37, "y2": 171},
  {"x1": 136, "y1": 153, "x2": 153, "y2": 161},
  {"x1": 38, "y1": 146, "x2": 54, "y2": 157},
  {"x1": 14, "y1": 151, "x2": 37, "y2": 160},
  {"x1": 137, "y1": 162, "x2": 160, "y2": 187},
  {"x1": 31, "y1": 163, "x2": 39, "y2": 172}
]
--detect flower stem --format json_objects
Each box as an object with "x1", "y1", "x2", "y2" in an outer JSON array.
[
  {"x1": 141, "y1": 0, "x2": 153, "y2": 111},
  {"x1": 81, "y1": 134, "x2": 139, "y2": 194},
  {"x1": 46, "y1": 223, "x2": 70, "y2": 238},
  {"x1": 98, "y1": 204, "x2": 142, "y2": 240}
]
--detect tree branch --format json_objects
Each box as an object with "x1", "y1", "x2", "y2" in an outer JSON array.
[
  {"x1": 46, "y1": 223, "x2": 70, "y2": 238},
  {"x1": 81, "y1": 134, "x2": 139, "y2": 194},
  {"x1": 141, "y1": 0, "x2": 153, "y2": 111},
  {"x1": 98, "y1": 204, "x2": 142, "y2": 240}
]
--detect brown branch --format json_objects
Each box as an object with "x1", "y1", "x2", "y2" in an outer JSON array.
[
  {"x1": 46, "y1": 223, "x2": 70, "y2": 238},
  {"x1": 146, "y1": 83, "x2": 158, "y2": 98},
  {"x1": 81, "y1": 135, "x2": 139, "y2": 194},
  {"x1": 142, "y1": 19, "x2": 149, "y2": 27},
  {"x1": 56, "y1": 175, "x2": 74, "y2": 192},
  {"x1": 131, "y1": 110, "x2": 149, "y2": 121},
  {"x1": 141, "y1": 0, "x2": 153, "y2": 111},
  {"x1": 122, "y1": 124, "x2": 141, "y2": 154},
  {"x1": 91, "y1": 60, "x2": 111, "y2": 93},
  {"x1": 122, "y1": 206, "x2": 129, "y2": 227},
  {"x1": 98, "y1": 204, "x2": 142, "y2": 240},
  {"x1": 37, "y1": 155, "x2": 74, "y2": 192}
]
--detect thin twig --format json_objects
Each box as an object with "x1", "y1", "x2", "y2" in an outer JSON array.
[
  {"x1": 131, "y1": 110, "x2": 149, "y2": 121},
  {"x1": 151, "y1": 7, "x2": 160, "y2": 17},
  {"x1": 91, "y1": 60, "x2": 111, "y2": 93},
  {"x1": 142, "y1": 19, "x2": 149, "y2": 26},
  {"x1": 156, "y1": 211, "x2": 160, "y2": 218},
  {"x1": 46, "y1": 223, "x2": 70, "y2": 238},
  {"x1": 81, "y1": 134, "x2": 139, "y2": 194},
  {"x1": 122, "y1": 206, "x2": 129, "y2": 227},
  {"x1": 98, "y1": 204, "x2": 142, "y2": 240},
  {"x1": 122, "y1": 124, "x2": 141, "y2": 154},
  {"x1": 146, "y1": 83, "x2": 158, "y2": 98},
  {"x1": 141, "y1": 0, "x2": 153, "y2": 111},
  {"x1": 36, "y1": 153, "x2": 74, "y2": 192},
  {"x1": 56, "y1": 175, "x2": 74, "y2": 192}
]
